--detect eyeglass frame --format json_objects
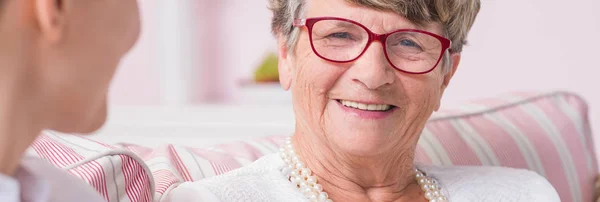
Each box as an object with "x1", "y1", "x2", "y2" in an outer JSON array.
[{"x1": 292, "y1": 17, "x2": 452, "y2": 74}]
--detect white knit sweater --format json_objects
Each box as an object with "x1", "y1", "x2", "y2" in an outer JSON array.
[{"x1": 164, "y1": 153, "x2": 560, "y2": 202}]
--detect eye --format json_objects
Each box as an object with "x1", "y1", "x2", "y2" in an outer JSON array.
[
  {"x1": 326, "y1": 32, "x2": 352, "y2": 39},
  {"x1": 400, "y1": 39, "x2": 420, "y2": 48}
]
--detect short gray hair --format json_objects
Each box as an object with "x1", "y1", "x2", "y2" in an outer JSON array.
[{"x1": 268, "y1": 0, "x2": 481, "y2": 73}]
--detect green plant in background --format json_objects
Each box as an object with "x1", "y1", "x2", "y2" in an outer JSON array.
[{"x1": 253, "y1": 52, "x2": 279, "y2": 83}]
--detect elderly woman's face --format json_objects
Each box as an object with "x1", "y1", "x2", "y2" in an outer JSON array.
[{"x1": 280, "y1": 0, "x2": 458, "y2": 155}]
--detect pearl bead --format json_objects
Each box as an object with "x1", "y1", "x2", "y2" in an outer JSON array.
[
  {"x1": 430, "y1": 183, "x2": 439, "y2": 190},
  {"x1": 318, "y1": 192, "x2": 329, "y2": 201},
  {"x1": 325, "y1": 199, "x2": 333, "y2": 202},
  {"x1": 430, "y1": 199, "x2": 439, "y2": 202},
  {"x1": 314, "y1": 184, "x2": 323, "y2": 192},
  {"x1": 425, "y1": 191, "x2": 434, "y2": 200},
  {"x1": 308, "y1": 193, "x2": 318, "y2": 201},
  {"x1": 291, "y1": 170, "x2": 299, "y2": 177},
  {"x1": 416, "y1": 172, "x2": 424, "y2": 178},
  {"x1": 292, "y1": 156, "x2": 300, "y2": 164},
  {"x1": 433, "y1": 190, "x2": 441, "y2": 197},
  {"x1": 294, "y1": 176, "x2": 302, "y2": 183},
  {"x1": 418, "y1": 178, "x2": 427, "y2": 184},
  {"x1": 437, "y1": 196, "x2": 448, "y2": 202},
  {"x1": 296, "y1": 162, "x2": 305, "y2": 169},
  {"x1": 301, "y1": 168, "x2": 312, "y2": 176},
  {"x1": 306, "y1": 176, "x2": 317, "y2": 184}
]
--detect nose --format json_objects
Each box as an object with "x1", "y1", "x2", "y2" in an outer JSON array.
[{"x1": 347, "y1": 42, "x2": 395, "y2": 90}]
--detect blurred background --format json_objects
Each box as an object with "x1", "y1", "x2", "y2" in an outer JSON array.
[{"x1": 104, "y1": 0, "x2": 599, "y2": 144}]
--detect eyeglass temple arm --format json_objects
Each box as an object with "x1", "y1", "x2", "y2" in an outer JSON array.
[{"x1": 293, "y1": 19, "x2": 306, "y2": 27}]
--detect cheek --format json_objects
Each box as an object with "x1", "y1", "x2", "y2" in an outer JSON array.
[
  {"x1": 121, "y1": 6, "x2": 141, "y2": 52},
  {"x1": 293, "y1": 38, "x2": 343, "y2": 103},
  {"x1": 291, "y1": 51, "x2": 346, "y2": 130},
  {"x1": 401, "y1": 73, "x2": 444, "y2": 116}
]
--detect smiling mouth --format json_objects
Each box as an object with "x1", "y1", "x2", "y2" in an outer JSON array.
[{"x1": 336, "y1": 100, "x2": 396, "y2": 112}]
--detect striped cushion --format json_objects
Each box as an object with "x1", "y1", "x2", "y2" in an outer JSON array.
[
  {"x1": 420, "y1": 91, "x2": 597, "y2": 202},
  {"x1": 29, "y1": 91, "x2": 597, "y2": 202},
  {"x1": 26, "y1": 132, "x2": 154, "y2": 202}
]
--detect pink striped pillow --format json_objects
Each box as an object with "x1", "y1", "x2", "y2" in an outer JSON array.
[
  {"x1": 420, "y1": 91, "x2": 597, "y2": 202},
  {"x1": 124, "y1": 136, "x2": 285, "y2": 201},
  {"x1": 26, "y1": 132, "x2": 154, "y2": 202}
]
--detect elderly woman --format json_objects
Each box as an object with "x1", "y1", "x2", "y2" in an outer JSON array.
[{"x1": 166, "y1": 0, "x2": 560, "y2": 201}]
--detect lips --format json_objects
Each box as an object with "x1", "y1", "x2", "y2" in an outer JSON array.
[{"x1": 337, "y1": 100, "x2": 395, "y2": 111}]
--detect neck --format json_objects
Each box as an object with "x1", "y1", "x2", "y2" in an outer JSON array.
[
  {"x1": 292, "y1": 131, "x2": 425, "y2": 202},
  {"x1": 0, "y1": 55, "x2": 44, "y2": 176}
]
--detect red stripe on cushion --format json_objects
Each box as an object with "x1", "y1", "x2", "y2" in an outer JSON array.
[
  {"x1": 35, "y1": 135, "x2": 83, "y2": 166},
  {"x1": 168, "y1": 145, "x2": 193, "y2": 182},
  {"x1": 120, "y1": 155, "x2": 153, "y2": 202},
  {"x1": 153, "y1": 169, "x2": 180, "y2": 194}
]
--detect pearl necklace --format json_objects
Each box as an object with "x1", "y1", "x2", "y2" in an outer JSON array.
[{"x1": 279, "y1": 137, "x2": 448, "y2": 202}]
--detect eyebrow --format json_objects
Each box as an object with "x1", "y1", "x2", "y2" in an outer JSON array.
[
  {"x1": 343, "y1": 19, "x2": 428, "y2": 33},
  {"x1": 385, "y1": 23, "x2": 426, "y2": 32},
  {"x1": 333, "y1": 21, "x2": 359, "y2": 29}
]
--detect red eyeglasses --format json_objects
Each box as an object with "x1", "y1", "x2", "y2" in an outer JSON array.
[{"x1": 293, "y1": 17, "x2": 451, "y2": 74}]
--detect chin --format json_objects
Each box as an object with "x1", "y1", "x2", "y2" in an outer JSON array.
[
  {"x1": 77, "y1": 102, "x2": 108, "y2": 134},
  {"x1": 52, "y1": 101, "x2": 108, "y2": 135},
  {"x1": 329, "y1": 130, "x2": 393, "y2": 157}
]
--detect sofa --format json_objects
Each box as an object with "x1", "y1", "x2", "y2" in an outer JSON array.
[{"x1": 27, "y1": 91, "x2": 597, "y2": 202}]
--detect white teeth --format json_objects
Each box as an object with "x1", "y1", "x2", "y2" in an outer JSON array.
[
  {"x1": 367, "y1": 105, "x2": 377, "y2": 111},
  {"x1": 340, "y1": 100, "x2": 392, "y2": 111}
]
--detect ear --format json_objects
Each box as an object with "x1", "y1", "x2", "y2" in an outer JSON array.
[
  {"x1": 35, "y1": 0, "x2": 66, "y2": 42},
  {"x1": 442, "y1": 53, "x2": 461, "y2": 90},
  {"x1": 434, "y1": 53, "x2": 461, "y2": 111},
  {"x1": 277, "y1": 33, "x2": 293, "y2": 91}
]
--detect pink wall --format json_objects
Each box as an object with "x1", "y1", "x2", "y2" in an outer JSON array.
[
  {"x1": 444, "y1": 0, "x2": 600, "y2": 144},
  {"x1": 109, "y1": 0, "x2": 599, "y2": 147},
  {"x1": 109, "y1": 1, "x2": 160, "y2": 105}
]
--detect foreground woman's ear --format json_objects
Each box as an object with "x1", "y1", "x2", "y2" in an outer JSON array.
[{"x1": 34, "y1": 0, "x2": 68, "y2": 42}]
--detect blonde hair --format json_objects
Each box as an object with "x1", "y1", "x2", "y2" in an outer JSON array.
[{"x1": 269, "y1": 0, "x2": 481, "y2": 53}]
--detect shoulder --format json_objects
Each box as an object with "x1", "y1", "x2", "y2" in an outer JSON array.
[
  {"x1": 165, "y1": 153, "x2": 305, "y2": 202},
  {"x1": 419, "y1": 165, "x2": 560, "y2": 202},
  {"x1": 21, "y1": 156, "x2": 105, "y2": 202}
]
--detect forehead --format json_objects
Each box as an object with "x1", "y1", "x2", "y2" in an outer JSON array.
[{"x1": 305, "y1": 0, "x2": 443, "y2": 35}]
